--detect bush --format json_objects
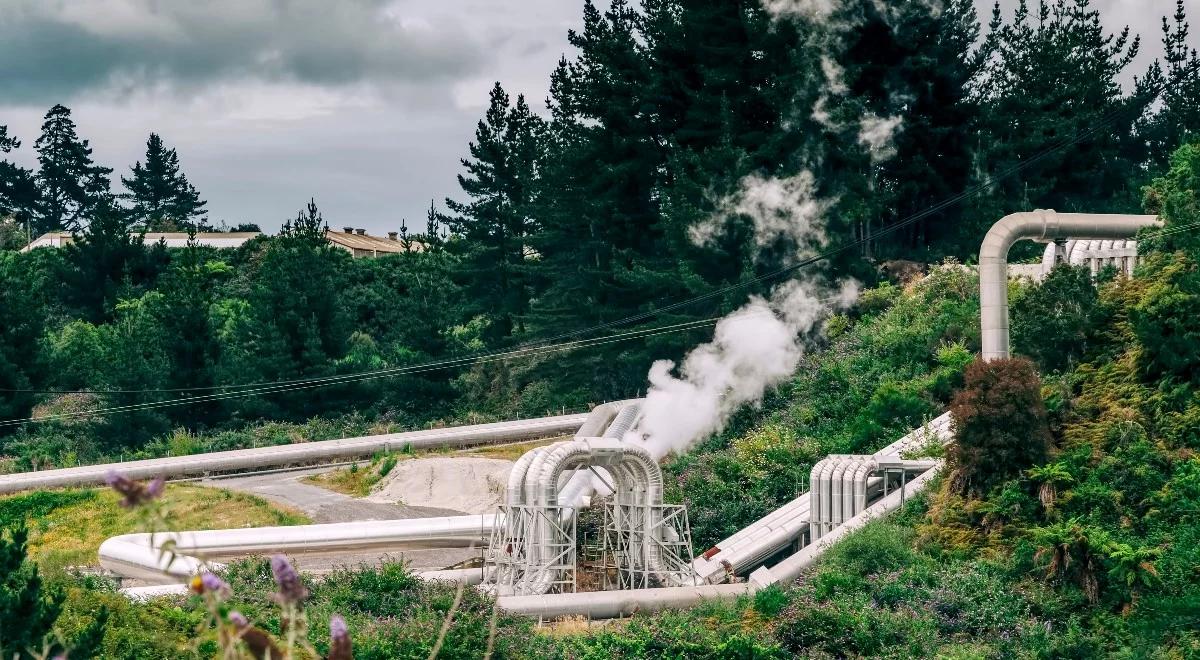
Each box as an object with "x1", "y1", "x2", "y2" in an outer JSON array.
[
  {"x1": 948, "y1": 357, "x2": 1051, "y2": 497},
  {"x1": 1010, "y1": 265, "x2": 1100, "y2": 373},
  {"x1": 0, "y1": 525, "x2": 62, "y2": 658}
]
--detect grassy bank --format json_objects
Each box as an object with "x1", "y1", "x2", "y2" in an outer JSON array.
[{"x1": 0, "y1": 484, "x2": 309, "y2": 571}]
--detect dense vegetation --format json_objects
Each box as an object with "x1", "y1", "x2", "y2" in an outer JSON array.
[
  {"x1": 4, "y1": 0, "x2": 1200, "y2": 469},
  {"x1": 2, "y1": 0, "x2": 1200, "y2": 656}
]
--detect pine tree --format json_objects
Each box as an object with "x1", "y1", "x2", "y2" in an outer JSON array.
[
  {"x1": 1134, "y1": 0, "x2": 1200, "y2": 174},
  {"x1": 121, "y1": 133, "x2": 208, "y2": 231},
  {"x1": 63, "y1": 195, "x2": 146, "y2": 323},
  {"x1": 0, "y1": 525, "x2": 62, "y2": 657},
  {"x1": 972, "y1": 0, "x2": 1141, "y2": 219},
  {"x1": 32, "y1": 104, "x2": 112, "y2": 234},
  {"x1": 824, "y1": 0, "x2": 987, "y2": 258},
  {"x1": 444, "y1": 82, "x2": 545, "y2": 343},
  {"x1": 0, "y1": 126, "x2": 37, "y2": 234}
]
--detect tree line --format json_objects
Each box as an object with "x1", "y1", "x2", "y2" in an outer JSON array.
[{"x1": 2, "y1": 0, "x2": 1200, "y2": 465}]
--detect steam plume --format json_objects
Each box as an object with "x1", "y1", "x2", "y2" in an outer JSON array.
[
  {"x1": 858, "y1": 113, "x2": 903, "y2": 163},
  {"x1": 760, "y1": 0, "x2": 838, "y2": 21},
  {"x1": 690, "y1": 172, "x2": 830, "y2": 257},
  {"x1": 632, "y1": 279, "x2": 857, "y2": 456},
  {"x1": 633, "y1": 169, "x2": 859, "y2": 457}
]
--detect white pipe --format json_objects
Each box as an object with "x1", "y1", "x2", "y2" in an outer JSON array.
[
  {"x1": 497, "y1": 583, "x2": 752, "y2": 619},
  {"x1": 101, "y1": 515, "x2": 496, "y2": 583},
  {"x1": 695, "y1": 413, "x2": 953, "y2": 584},
  {"x1": 750, "y1": 464, "x2": 943, "y2": 587},
  {"x1": 0, "y1": 412, "x2": 589, "y2": 494},
  {"x1": 980, "y1": 210, "x2": 1159, "y2": 360}
]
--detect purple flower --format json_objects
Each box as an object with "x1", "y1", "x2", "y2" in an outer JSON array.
[
  {"x1": 105, "y1": 470, "x2": 165, "y2": 508},
  {"x1": 270, "y1": 554, "x2": 309, "y2": 604},
  {"x1": 190, "y1": 572, "x2": 231, "y2": 598},
  {"x1": 228, "y1": 611, "x2": 249, "y2": 628},
  {"x1": 328, "y1": 614, "x2": 352, "y2": 660},
  {"x1": 146, "y1": 476, "x2": 165, "y2": 498}
]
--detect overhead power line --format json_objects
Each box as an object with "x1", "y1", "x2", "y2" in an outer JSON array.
[{"x1": 1, "y1": 62, "x2": 1196, "y2": 420}]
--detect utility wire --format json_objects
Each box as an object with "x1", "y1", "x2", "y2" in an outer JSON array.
[{"x1": 2, "y1": 62, "x2": 1196, "y2": 410}]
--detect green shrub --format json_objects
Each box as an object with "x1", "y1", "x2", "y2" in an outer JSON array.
[
  {"x1": 1011, "y1": 265, "x2": 1101, "y2": 373},
  {"x1": 377, "y1": 454, "x2": 398, "y2": 478}
]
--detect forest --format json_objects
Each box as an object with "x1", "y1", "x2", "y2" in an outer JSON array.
[
  {"x1": 3, "y1": 0, "x2": 1200, "y2": 469},
  {"x1": 3, "y1": 0, "x2": 1200, "y2": 656}
]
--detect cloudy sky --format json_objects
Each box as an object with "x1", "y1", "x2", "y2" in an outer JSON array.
[{"x1": 0, "y1": 0, "x2": 1194, "y2": 234}]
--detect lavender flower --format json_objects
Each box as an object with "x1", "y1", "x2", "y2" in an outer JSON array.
[
  {"x1": 105, "y1": 470, "x2": 165, "y2": 508},
  {"x1": 146, "y1": 476, "x2": 165, "y2": 498},
  {"x1": 328, "y1": 614, "x2": 352, "y2": 660},
  {"x1": 270, "y1": 554, "x2": 309, "y2": 604},
  {"x1": 228, "y1": 611, "x2": 249, "y2": 628},
  {"x1": 190, "y1": 571, "x2": 231, "y2": 598}
]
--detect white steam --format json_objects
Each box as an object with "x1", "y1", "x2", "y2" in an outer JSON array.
[
  {"x1": 760, "y1": 0, "x2": 838, "y2": 21},
  {"x1": 632, "y1": 279, "x2": 858, "y2": 456},
  {"x1": 634, "y1": 168, "x2": 859, "y2": 457},
  {"x1": 690, "y1": 171, "x2": 831, "y2": 258},
  {"x1": 857, "y1": 113, "x2": 903, "y2": 163}
]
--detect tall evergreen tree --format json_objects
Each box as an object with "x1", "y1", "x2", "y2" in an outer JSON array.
[
  {"x1": 32, "y1": 104, "x2": 112, "y2": 234},
  {"x1": 121, "y1": 133, "x2": 208, "y2": 231},
  {"x1": 1134, "y1": 0, "x2": 1200, "y2": 175},
  {"x1": 62, "y1": 195, "x2": 145, "y2": 322},
  {"x1": 444, "y1": 82, "x2": 545, "y2": 343},
  {"x1": 971, "y1": 0, "x2": 1141, "y2": 220},
  {"x1": 0, "y1": 126, "x2": 37, "y2": 236},
  {"x1": 823, "y1": 0, "x2": 986, "y2": 258}
]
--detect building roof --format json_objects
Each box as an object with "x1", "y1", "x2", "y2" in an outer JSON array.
[
  {"x1": 20, "y1": 231, "x2": 261, "y2": 252},
  {"x1": 324, "y1": 227, "x2": 422, "y2": 254}
]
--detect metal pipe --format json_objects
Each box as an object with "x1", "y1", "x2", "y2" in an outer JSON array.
[
  {"x1": 0, "y1": 412, "x2": 589, "y2": 494},
  {"x1": 980, "y1": 210, "x2": 1159, "y2": 360},
  {"x1": 100, "y1": 515, "x2": 497, "y2": 582},
  {"x1": 750, "y1": 464, "x2": 943, "y2": 587},
  {"x1": 497, "y1": 583, "x2": 753, "y2": 620}
]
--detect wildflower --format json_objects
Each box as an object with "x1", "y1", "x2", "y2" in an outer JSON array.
[
  {"x1": 270, "y1": 554, "x2": 309, "y2": 604},
  {"x1": 190, "y1": 571, "x2": 231, "y2": 598},
  {"x1": 328, "y1": 614, "x2": 352, "y2": 660},
  {"x1": 228, "y1": 611, "x2": 249, "y2": 628},
  {"x1": 105, "y1": 470, "x2": 165, "y2": 508}
]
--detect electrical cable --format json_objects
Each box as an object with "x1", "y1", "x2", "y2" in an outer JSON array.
[{"x1": 2, "y1": 62, "x2": 1196, "y2": 414}]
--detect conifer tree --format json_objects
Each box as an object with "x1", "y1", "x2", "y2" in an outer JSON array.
[
  {"x1": 972, "y1": 0, "x2": 1141, "y2": 218},
  {"x1": 0, "y1": 525, "x2": 62, "y2": 657},
  {"x1": 444, "y1": 82, "x2": 545, "y2": 342},
  {"x1": 825, "y1": 0, "x2": 986, "y2": 257},
  {"x1": 0, "y1": 126, "x2": 37, "y2": 234},
  {"x1": 121, "y1": 133, "x2": 208, "y2": 231},
  {"x1": 32, "y1": 104, "x2": 112, "y2": 234},
  {"x1": 1134, "y1": 0, "x2": 1200, "y2": 174}
]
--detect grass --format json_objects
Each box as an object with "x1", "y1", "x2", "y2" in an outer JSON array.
[{"x1": 0, "y1": 484, "x2": 310, "y2": 571}]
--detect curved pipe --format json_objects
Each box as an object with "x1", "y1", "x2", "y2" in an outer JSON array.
[
  {"x1": 980, "y1": 210, "x2": 1159, "y2": 360},
  {"x1": 100, "y1": 515, "x2": 496, "y2": 583}
]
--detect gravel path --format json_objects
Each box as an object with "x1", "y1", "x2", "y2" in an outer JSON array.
[{"x1": 200, "y1": 465, "x2": 480, "y2": 572}]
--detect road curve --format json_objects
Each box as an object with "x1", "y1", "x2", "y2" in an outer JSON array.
[{"x1": 0, "y1": 412, "x2": 587, "y2": 494}]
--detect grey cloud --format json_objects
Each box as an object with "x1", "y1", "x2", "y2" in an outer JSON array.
[{"x1": 0, "y1": 0, "x2": 484, "y2": 102}]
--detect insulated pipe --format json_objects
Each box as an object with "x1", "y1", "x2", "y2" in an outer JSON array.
[
  {"x1": 828, "y1": 459, "x2": 846, "y2": 530},
  {"x1": 0, "y1": 413, "x2": 589, "y2": 494},
  {"x1": 497, "y1": 583, "x2": 753, "y2": 619},
  {"x1": 851, "y1": 459, "x2": 876, "y2": 515},
  {"x1": 841, "y1": 459, "x2": 858, "y2": 523},
  {"x1": 602, "y1": 403, "x2": 643, "y2": 439},
  {"x1": 980, "y1": 210, "x2": 1159, "y2": 360},
  {"x1": 751, "y1": 464, "x2": 943, "y2": 587},
  {"x1": 99, "y1": 515, "x2": 497, "y2": 583}
]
